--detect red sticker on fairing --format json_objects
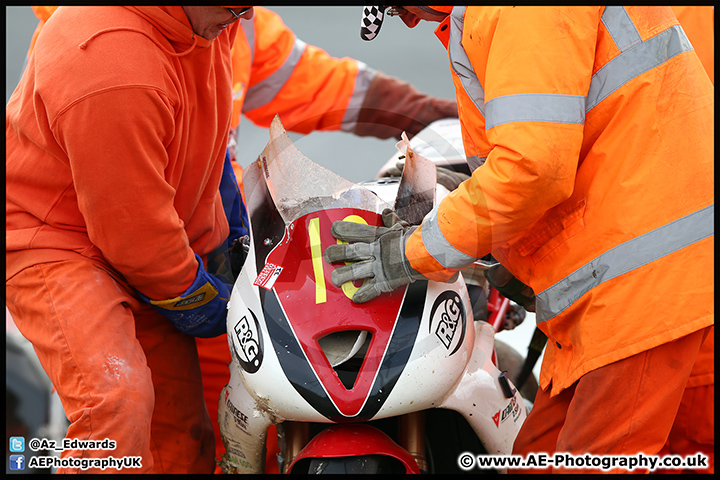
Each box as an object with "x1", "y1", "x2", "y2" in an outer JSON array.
[{"x1": 254, "y1": 262, "x2": 283, "y2": 290}]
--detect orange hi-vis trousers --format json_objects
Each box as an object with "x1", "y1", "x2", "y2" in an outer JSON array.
[
  {"x1": 6, "y1": 259, "x2": 216, "y2": 473},
  {"x1": 656, "y1": 381, "x2": 715, "y2": 474},
  {"x1": 510, "y1": 327, "x2": 712, "y2": 474}
]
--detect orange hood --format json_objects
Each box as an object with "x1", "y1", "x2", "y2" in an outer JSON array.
[{"x1": 32, "y1": 6, "x2": 217, "y2": 50}]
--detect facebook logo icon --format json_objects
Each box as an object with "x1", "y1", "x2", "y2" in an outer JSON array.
[{"x1": 9, "y1": 454, "x2": 25, "y2": 471}]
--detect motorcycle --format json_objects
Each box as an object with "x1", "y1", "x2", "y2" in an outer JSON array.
[{"x1": 217, "y1": 116, "x2": 535, "y2": 474}]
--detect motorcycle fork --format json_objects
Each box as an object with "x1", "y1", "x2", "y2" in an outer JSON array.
[
  {"x1": 399, "y1": 411, "x2": 427, "y2": 472},
  {"x1": 279, "y1": 421, "x2": 309, "y2": 474}
]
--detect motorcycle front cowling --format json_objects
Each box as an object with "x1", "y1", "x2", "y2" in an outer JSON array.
[{"x1": 218, "y1": 116, "x2": 528, "y2": 474}]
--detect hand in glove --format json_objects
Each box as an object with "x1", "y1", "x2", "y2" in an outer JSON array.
[
  {"x1": 484, "y1": 264, "x2": 536, "y2": 312},
  {"x1": 137, "y1": 254, "x2": 231, "y2": 338},
  {"x1": 324, "y1": 209, "x2": 424, "y2": 303}
]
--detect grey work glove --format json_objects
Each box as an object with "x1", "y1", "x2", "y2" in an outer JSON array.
[
  {"x1": 324, "y1": 209, "x2": 424, "y2": 303},
  {"x1": 484, "y1": 264, "x2": 536, "y2": 312}
]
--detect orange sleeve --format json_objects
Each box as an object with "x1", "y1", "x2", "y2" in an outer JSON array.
[{"x1": 241, "y1": 7, "x2": 371, "y2": 134}]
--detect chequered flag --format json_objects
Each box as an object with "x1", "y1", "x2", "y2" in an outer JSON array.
[{"x1": 360, "y1": 5, "x2": 387, "y2": 41}]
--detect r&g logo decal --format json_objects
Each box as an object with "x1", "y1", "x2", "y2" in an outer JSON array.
[
  {"x1": 429, "y1": 291, "x2": 466, "y2": 355},
  {"x1": 233, "y1": 310, "x2": 264, "y2": 373}
]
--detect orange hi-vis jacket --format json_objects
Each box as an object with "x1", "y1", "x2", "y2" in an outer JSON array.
[
  {"x1": 6, "y1": 6, "x2": 241, "y2": 300},
  {"x1": 405, "y1": 7, "x2": 714, "y2": 395},
  {"x1": 227, "y1": 7, "x2": 377, "y2": 134},
  {"x1": 670, "y1": 6, "x2": 714, "y2": 392}
]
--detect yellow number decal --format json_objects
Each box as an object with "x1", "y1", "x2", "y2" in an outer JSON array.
[
  {"x1": 337, "y1": 215, "x2": 368, "y2": 300},
  {"x1": 308, "y1": 217, "x2": 326, "y2": 304},
  {"x1": 308, "y1": 214, "x2": 369, "y2": 304}
]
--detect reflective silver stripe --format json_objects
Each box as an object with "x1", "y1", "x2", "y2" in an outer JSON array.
[
  {"x1": 233, "y1": 18, "x2": 256, "y2": 101},
  {"x1": 446, "y1": 9, "x2": 693, "y2": 120},
  {"x1": 242, "y1": 38, "x2": 307, "y2": 112},
  {"x1": 340, "y1": 61, "x2": 378, "y2": 132},
  {"x1": 485, "y1": 93, "x2": 586, "y2": 130},
  {"x1": 240, "y1": 16, "x2": 255, "y2": 64},
  {"x1": 466, "y1": 155, "x2": 486, "y2": 172},
  {"x1": 448, "y1": 7, "x2": 485, "y2": 118},
  {"x1": 587, "y1": 24, "x2": 692, "y2": 112},
  {"x1": 602, "y1": 6, "x2": 642, "y2": 52},
  {"x1": 420, "y1": 205, "x2": 478, "y2": 269},
  {"x1": 536, "y1": 204, "x2": 714, "y2": 323}
]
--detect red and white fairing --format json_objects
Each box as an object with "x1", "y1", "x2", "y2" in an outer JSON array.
[{"x1": 218, "y1": 116, "x2": 526, "y2": 474}]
